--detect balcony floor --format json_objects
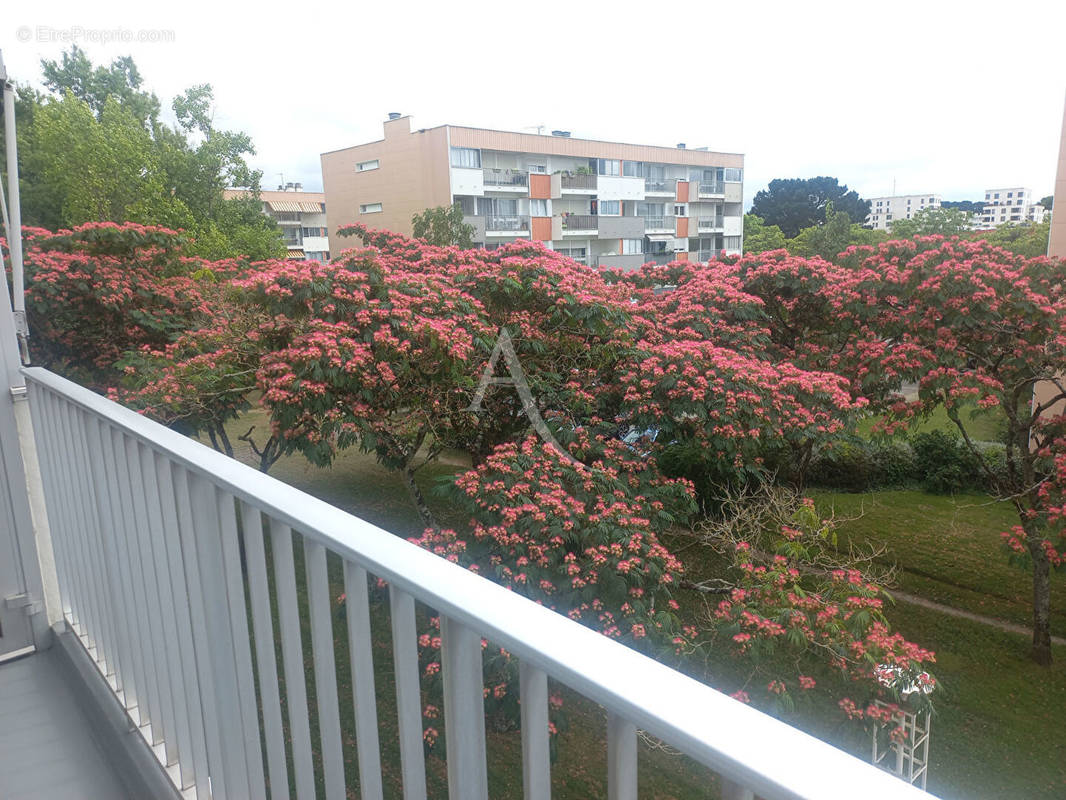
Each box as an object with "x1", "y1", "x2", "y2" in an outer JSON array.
[{"x1": 0, "y1": 649, "x2": 129, "y2": 799}]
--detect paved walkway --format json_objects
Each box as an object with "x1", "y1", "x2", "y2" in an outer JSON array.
[{"x1": 891, "y1": 589, "x2": 1066, "y2": 646}]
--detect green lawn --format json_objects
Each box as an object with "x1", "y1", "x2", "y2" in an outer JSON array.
[
  {"x1": 811, "y1": 490, "x2": 1066, "y2": 639},
  {"x1": 855, "y1": 402, "x2": 1006, "y2": 443},
  {"x1": 213, "y1": 411, "x2": 1066, "y2": 799}
]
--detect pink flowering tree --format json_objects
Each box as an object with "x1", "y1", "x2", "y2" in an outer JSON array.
[
  {"x1": 16, "y1": 222, "x2": 223, "y2": 387},
  {"x1": 695, "y1": 485, "x2": 935, "y2": 718},
  {"x1": 834, "y1": 236, "x2": 1066, "y2": 665},
  {"x1": 409, "y1": 428, "x2": 697, "y2": 750}
]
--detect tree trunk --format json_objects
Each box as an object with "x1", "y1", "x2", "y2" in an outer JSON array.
[
  {"x1": 1028, "y1": 533, "x2": 1053, "y2": 666},
  {"x1": 402, "y1": 464, "x2": 438, "y2": 532}
]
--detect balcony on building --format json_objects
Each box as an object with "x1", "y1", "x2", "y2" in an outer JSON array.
[
  {"x1": 698, "y1": 214, "x2": 725, "y2": 232},
  {"x1": 483, "y1": 168, "x2": 529, "y2": 191},
  {"x1": 643, "y1": 215, "x2": 676, "y2": 234},
  {"x1": 485, "y1": 214, "x2": 530, "y2": 235},
  {"x1": 644, "y1": 177, "x2": 677, "y2": 196},
  {"x1": 697, "y1": 181, "x2": 725, "y2": 198},
  {"x1": 559, "y1": 173, "x2": 598, "y2": 193},
  {"x1": 560, "y1": 214, "x2": 598, "y2": 234}
]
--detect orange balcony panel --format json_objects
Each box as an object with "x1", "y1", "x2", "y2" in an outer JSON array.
[
  {"x1": 531, "y1": 217, "x2": 552, "y2": 241},
  {"x1": 676, "y1": 252, "x2": 690, "y2": 262},
  {"x1": 530, "y1": 174, "x2": 551, "y2": 200},
  {"x1": 676, "y1": 181, "x2": 690, "y2": 203},
  {"x1": 676, "y1": 217, "x2": 689, "y2": 238}
]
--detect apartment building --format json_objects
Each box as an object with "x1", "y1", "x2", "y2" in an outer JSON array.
[
  {"x1": 865, "y1": 194, "x2": 941, "y2": 230},
  {"x1": 321, "y1": 115, "x2": 744, "y2": 269},
  {"x1": 223, "y1": 186, "x2": 331, "y2": 262},
  {"x1": 979, "y1": 187, "x2": 1046, "y2": 227}
]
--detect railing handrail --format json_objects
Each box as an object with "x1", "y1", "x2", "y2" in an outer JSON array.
[
  {"x1": 23, "y1": 365, "x2": 932, "y2": 800},
  {"x1": 643, "y1": 215, "x2": 675, "y2": 229},
  {"x1": 698, "y1": 181, "x2": 724, "y2": 194}
]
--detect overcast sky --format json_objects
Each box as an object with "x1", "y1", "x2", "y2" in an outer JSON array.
[{"x1": 3, "y1": 0, "x2": 1065, "y2": 207}]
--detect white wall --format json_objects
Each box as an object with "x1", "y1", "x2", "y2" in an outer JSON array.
[
  {"x1": 723, "y1": 216, "x2": 743, "y2": 236},
  {"x1": 451, "y1": 167, "x2": 485, "y2": 197},
  {"x1": 598, "y1": 176, "x2": 645, "y2": 201}
]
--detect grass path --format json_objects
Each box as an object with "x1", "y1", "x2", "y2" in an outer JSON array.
[{"x1": 891, "y1": 589, "x2": 1066, "y2": 646}]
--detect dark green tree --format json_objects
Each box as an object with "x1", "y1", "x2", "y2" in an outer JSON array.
[
  {"x1": 1039, "y1": 195, "x2": 1053, "y2": 211},
  {"x1": 941, "y1": 199, "x2": 984, "y2": 214},
  {"x1": 750, "y1": 177, "x2": 871, "y2": 237},
  {"x1": 411, "y1": 202, "x2": 475, "y2": 248}
]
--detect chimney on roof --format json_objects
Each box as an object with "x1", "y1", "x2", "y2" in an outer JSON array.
[
  {"x1": 551, "y1": 130, "x2": 571, "y2": 137},
  {"x1": 676, "y1": 143, "x2": 686, "y2": 149},
  {"x1": 294, "y1": 182, "x2": 302, "y2": 191},
  {"x1": 388, "y1": 112, "x2": 402, "y2": 120}
]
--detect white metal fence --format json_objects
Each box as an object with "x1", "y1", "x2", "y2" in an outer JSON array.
[{"x1": 24, "y1": 366, "x2": 933, "y2": 800}]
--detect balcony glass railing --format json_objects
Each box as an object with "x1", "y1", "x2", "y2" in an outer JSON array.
[
  {"x1": 698, "y1": 181, "x2": 725, "y2": 195},
  {"x1": 483, "y1": 168, "x2": 529, "y2": 187},
  {"x1": 560, "y1": 173, "x2": 597, "y2": 191},
  {"x1": 698, "y1": 216, "x2": 725, "y2": 230},
  {"x1": 561, "y1": 214, "x2": 598, "y2": 231},
  {"x1": 644, "y1": 177, "x2": 677, "y2": 193},
  {"x1": 643, "y1": 215, "x2": 675, "y2": 231},
  {"x1": 485, "y1": 215, "x2": 529, "y2": 231},
  {"x1": 698, "y1": 249, "x2": 721, "y2": 262}
]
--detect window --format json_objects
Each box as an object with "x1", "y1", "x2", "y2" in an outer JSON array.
[
  {"x1": 674, "y1": 204, "x2": 687, "y2": 216},
  {"x1": 886, "y1": 214, "x2": 893, "y2": 221},
  {"x1": 530, "y1": 199, "x2": 549, "y2": 217},
  {"x1": 994, "y1": 192, "x2": 1000, "y2": 199},
  {"x1": 929, "y1": 197, "x2": 934, "y2": 203},
  {"x1": 477, "y1": 197, "x2": 518, "y2": 216},
  {"x1": 450, "y1": 147, "x2": 481, "y2": 168},
  {"x1": 599, "y1": 200, "x2": 620, "y2": 216},
  {"x1": 724, "y1": 167, "x2": 743, "y2": 182},
  {"x1": 528, "y1": 164, "x2": 547, "y2": 174},
  {"x1": 356, "y1": 159, "x2": 379, "y2": 172},
  {"x1": 596, "y1": 159, "x2": 620, "y2": 177},
  {"x1": 623, "y1": 161, "x2": 643, "y2": 177},
  {"x1": 723, "y1": 236, "x2": 741, "y2": 250},
  {"x1": 302, "y1": 227, "x2": 326, "y2": 237},
  {"x1": 622, "y1": 239, "x2": 643, "y2": 255},
  {"x1": 1008, "y1": 192, "x2": 1013, "y2": 198},
  {"x1": 1017, "y1": 199, "x2": 1023, "y2": 206},
  {"x1": 360, "y1": 203, "x2": 383, "y2": 214}
]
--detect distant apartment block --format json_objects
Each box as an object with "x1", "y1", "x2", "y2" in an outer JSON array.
[
  {"x1": 321, "y1": 115, "x2": 744, "y2": 269},
  {"x1": 979, "y1": 187, "x2": 1046, "y2": 227},
  {"x1": 865, "y1": 194, "x2": 941, "y2": 230},
  {"x1": 223, "y1": 185, "x2": 331, "y2": 262}
]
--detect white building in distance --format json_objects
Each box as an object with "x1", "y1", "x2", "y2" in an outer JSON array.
[
  {"x1": 865, "y1": 194, "x2": 941, "y2": 230},
  {"x1": 978, "y1": 187, "x2": 1046, "y2": 228}
]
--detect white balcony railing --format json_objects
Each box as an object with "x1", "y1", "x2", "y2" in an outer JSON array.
[
  {"x1": 698, "y1": 215, "x2": 725, "y2": 230},
  {"x1": 483, "y1": 168, "x2": 529, "y2": 187},
  {"x1": 644, "y1": 178, "x2": 676, "y2": 194},
  {"x1": 698, "y1": 181, "x2": 725, "y2": 196},
  {"x1": 643, "y1": 215, "x2": 675, "y2": 231},
  {"x1": 23, "y1": 365, "x2": 933, "y2": 800},
  {"x1": 485, "y1": 215, "x2": 529, "y2": 232}
]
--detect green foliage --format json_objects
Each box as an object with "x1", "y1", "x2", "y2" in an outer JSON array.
[
  {"x1": 974, "y1": 219, "x2": 1050, "y2": 258},
  {"x1": 1039, "y1": 195, "x2": 1053, "y2": 211},
  {"x1": 750, "y1": 177, "x2": 871, "y2": 238},
  {"x1": 742, "y1": 214, "x2": 787, "y2": 254},
  {"x1": 940, "y1": 199, "x2": 982, "y2": 214},
  {"x1": 411, "y1": 203, "x2": 475, "y2": 248},
  {"x1": 888, "y1": 206, "x2": 974, "y2": 238},
  {"x1": 14, "y1": 46, "x2": 283, "y2": 261},
  {"x1": 787, "y1": 201, "x2": 887, "y2": 261}
]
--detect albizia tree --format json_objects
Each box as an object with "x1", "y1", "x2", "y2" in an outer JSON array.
[
  {"x1": 15, "y1": 221, "x2": 226, "y2": 387},
  {"x1": 835, "y1": 236, "x2": 1066, "y2": 665}
]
